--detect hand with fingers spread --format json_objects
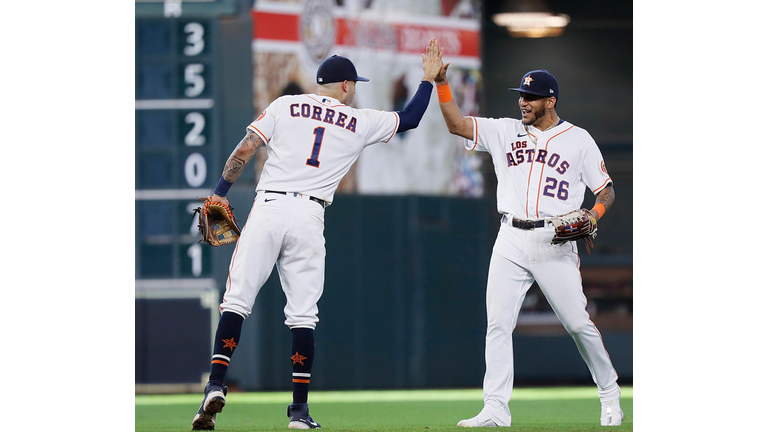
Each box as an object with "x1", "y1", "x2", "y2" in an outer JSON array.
[{"x1": 421, "y1": 37, "x2": 444, "y2": 83}]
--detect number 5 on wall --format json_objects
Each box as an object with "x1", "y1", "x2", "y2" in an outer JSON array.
[{"x1": 184, "y1": 63, "x2": 205, "y2": 97}]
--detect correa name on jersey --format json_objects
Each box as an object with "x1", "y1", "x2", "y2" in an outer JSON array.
[
  {"x1": 289, "y1": 103, "x2": 358, "y2": 133},
  {"x1": 505, "y1": 139, "x2": 570, "y2": 174}
]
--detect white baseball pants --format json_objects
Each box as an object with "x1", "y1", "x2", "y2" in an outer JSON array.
[
  {"x1": 220, "y1": 191, "x2": 326, "y2": 329},
  {"x1": 480, "y1": 222, "x2": 620, "y2": 426}
]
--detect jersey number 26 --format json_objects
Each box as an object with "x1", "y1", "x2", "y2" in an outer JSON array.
[{"x1": 543, "y1": 177, "x2": 569, "y2": 200}]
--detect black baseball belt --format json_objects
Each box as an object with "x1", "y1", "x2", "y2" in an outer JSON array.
[
  {"x1": 265, "y1": 190, "x2": 327, "y2": 208},
  {"x1": 501, "y1": 214, "x2": 547, "y2": 230}
]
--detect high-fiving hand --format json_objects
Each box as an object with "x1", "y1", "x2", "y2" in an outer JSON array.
[{"x1": 422, "y1": 37, "x2": 445, "y2": 83}]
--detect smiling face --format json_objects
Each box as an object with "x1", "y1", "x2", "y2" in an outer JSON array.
[
  {"x1": 518, "y1": 92, "x2": 548, "y2": 125},
  {"x1": 518, "y1": 92, "x2": 557, "y2": 127}
]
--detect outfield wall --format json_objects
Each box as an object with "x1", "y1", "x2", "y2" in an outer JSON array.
[{"x1": 136, "y1": 193, "x2": 632, "y2": 391}]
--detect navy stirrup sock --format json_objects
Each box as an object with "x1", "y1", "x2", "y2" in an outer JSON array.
[
  {"x1": 290, "y1": 328, "x2": 315, "y2": 404},
  {"x1": 209, "y1": 311, "x2": 244, "y2": 384}
]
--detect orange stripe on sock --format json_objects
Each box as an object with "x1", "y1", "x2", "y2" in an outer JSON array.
[
  {"x1": 292, "y1": 379, "x2": 310, "y2": 383},
  {"x1": 212, "y1": 360, "x2": 229, "y2": 366}
]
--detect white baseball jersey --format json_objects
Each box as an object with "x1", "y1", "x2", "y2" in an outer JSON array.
[
  {"x1": 220, "y1": 93, "x2": 401, "y2": 326},
  {"x1": 248, "y1": 94, "x2": 401, "y2": 204},
  {"x1": 466, "y1": 117, "x2": 611, "y2": 218}
]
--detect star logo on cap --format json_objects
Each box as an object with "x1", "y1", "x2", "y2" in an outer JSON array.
[{"x1": 523, "y1": 75, "x2": 534, "y2": 86}]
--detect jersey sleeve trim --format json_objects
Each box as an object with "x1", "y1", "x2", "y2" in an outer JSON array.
[
  {"x1": 247, "y1": 124, "x2": 269, "y2": 144},
  {"x1": 384, "y1": 112, "x2": 400, "y2": 143},
  {"x1": 592, "y1": 177, "x2": 613, "y2": 194}
]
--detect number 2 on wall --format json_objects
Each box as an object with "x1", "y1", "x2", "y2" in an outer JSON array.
[{"x1": 306, "y1": 126, "x2": 325, "y2": 167}]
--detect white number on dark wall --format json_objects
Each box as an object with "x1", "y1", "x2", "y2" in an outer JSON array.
[{"x1": 183, "y1": 22, "x2": 205, "y2": 56}]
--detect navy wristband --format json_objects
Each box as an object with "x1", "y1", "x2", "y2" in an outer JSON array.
[{"x1": 213, "y1": 176, "x2": 233, "y2": 197}]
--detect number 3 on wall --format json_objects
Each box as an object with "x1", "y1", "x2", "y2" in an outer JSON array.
[{"x1": 306, "y1": 126, "x2": 325, "y2": 167}]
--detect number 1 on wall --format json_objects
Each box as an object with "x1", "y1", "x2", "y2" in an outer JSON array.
[{"x1": 306, "y1": 126, "x2": 324, "y2": 167}]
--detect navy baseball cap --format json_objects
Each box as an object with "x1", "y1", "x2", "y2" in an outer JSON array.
[
  {"x1": 508, "y1": 69, "x2": 559, "y2": 99},
  {"x1": 316, "y1": 55, "x2": 370, "y2": 84}
]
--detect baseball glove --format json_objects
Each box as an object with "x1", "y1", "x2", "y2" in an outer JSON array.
[
  {"x1": 193, "y1": 197, "x2": 242, "y2": 246},
  {"x1": 548, "y1": 208, "x2": 598, "y2": 254}
]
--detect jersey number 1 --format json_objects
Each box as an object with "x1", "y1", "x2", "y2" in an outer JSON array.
[{"x1": 306, "y1": 127, "x2": 325, "y2": 167}]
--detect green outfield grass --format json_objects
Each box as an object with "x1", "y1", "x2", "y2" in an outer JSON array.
[{"x1": 135, "y1": 387, "x2": 632, "y2": 431}]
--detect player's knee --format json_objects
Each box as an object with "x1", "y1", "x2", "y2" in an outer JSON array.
[
  {"x1": 562, "y1": 319, "x2": 591, "y2": 336},
  {"x1": 486, "y1": 317, "x2": 515, "y2": 336}
]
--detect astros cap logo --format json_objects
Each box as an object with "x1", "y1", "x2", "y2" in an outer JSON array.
[
  {"x1": 523, "y1": 75, "x2": 534, "y2": 86},
  {"x1": 508, "y1": 70, "x2": 560, "y2": 99}
]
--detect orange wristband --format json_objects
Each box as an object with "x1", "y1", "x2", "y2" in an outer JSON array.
[
  {"x1": 592, "y1": 203, "x2": 606, "y2": 220},
  {"x1": 436, "y1": 83, "x2": 452, "y2": 103}
]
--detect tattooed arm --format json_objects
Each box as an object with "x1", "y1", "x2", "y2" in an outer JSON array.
[
  {"x1": 590, "y1": 183, "x2": 615, "y2": 221},
  {"x1": 222, "y1": 131, "x2": 266, "y2": 182},
  {"x1": 211, "y1": 131, "x2": 266, "y2": 205}
]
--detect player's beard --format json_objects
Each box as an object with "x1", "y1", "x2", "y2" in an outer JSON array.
[{"x1": 522, "y1": 103, "x2": 546, "y2": 126}]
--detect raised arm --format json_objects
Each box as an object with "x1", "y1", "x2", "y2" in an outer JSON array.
[
  {"x1": 434, "y1": 63, "x2": 474, "y2": 140},
  {"x1": 211, "y1": 130, "x2": 266, "y2": 205},
  {"x1": 394, "y1": 38, "x2": 444, "y2": 133}
]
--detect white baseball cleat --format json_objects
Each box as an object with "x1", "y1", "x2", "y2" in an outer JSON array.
[
  {"x1": 457, "y1": 411, "x2": 499, "y2": 427},
  {"x1": 600, "y1": 397, "x2": 624, "y2": 426}
]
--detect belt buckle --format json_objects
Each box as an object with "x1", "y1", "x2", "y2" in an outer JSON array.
[
  {"x1": 521, "y1": 220, "x2": 534, "y2": 230},
  {"x1": 512, "y1": 217, "x2": 534, "y2": 230}
]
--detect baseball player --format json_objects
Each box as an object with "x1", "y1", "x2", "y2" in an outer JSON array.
[
  {"x1": 433, "y1": 66, "x2": 623, "y2": 427},
  {"x1": 191, "y1": 38, "x2": 445, "y2": 430}
]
